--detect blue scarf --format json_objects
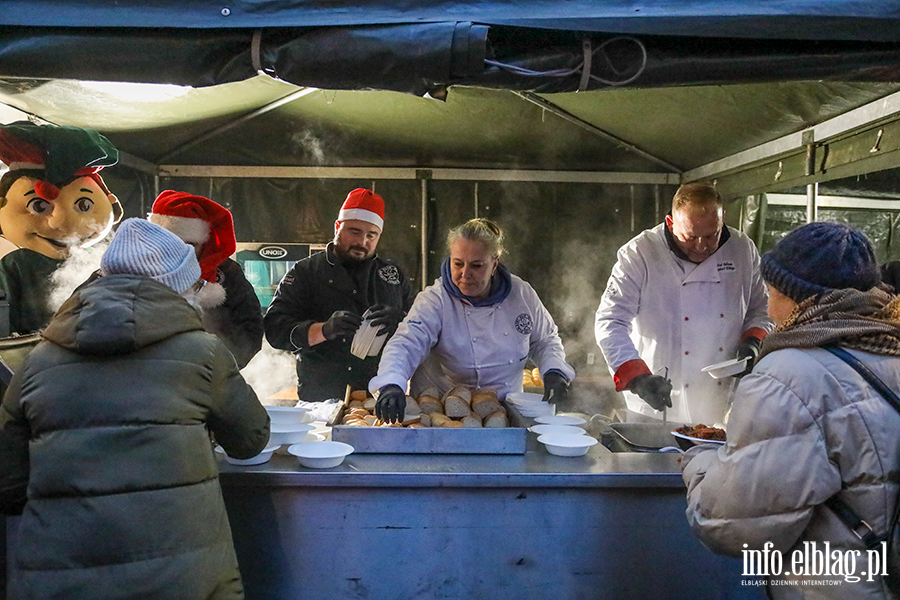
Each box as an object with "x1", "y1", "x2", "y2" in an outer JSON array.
[{"x1": 440, "y1": 257, "x2": 512, "y2": 307}]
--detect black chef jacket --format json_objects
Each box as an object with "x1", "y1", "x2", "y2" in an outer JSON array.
[{"x1": 263, "y1": 243, "x2": 414, "y2": 401}]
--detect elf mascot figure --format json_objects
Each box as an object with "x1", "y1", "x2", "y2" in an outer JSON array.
[{"x1": 0, "y1": 121, "x2": 122, "y2": 335}]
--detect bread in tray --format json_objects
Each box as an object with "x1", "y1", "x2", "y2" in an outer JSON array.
[{"x1": 337, "y1": 386, "x2": 513, "y2": 429}]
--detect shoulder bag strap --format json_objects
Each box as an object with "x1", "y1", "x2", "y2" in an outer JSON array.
[{"x1": 822, "y1": 345, "x2": 900, "y2": 549}]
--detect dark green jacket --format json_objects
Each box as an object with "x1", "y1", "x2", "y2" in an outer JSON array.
[
  {"x1": 0, "y1": 248, "x2": 63, "y2": 335},
  {"x1": 0, "y1": 274, "x2": 270, "y2": 600}
]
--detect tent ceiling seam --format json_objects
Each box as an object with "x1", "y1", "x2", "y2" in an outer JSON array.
[{"x1": 512, "y1": 91, "x2": 682, "y2": 173}]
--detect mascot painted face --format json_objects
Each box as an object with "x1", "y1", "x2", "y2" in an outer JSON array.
[
  {"x1": 0, "y1": 121, "x2": 121, "y2": 259},
  {"x1": 0, "y1": 121, "x2": 122, "y2": 335}
]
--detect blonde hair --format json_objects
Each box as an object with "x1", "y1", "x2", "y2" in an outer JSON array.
[
  {"x1": 672, "y1": 182, "x2": 722, "y2": 215},
  {"x1": 447, "y1": 218, "x2": 504, "y2": 258}
]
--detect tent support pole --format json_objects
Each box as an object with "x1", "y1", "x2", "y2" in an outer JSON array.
[
  {"x1": 154, "y1": 86, "x2": 318, "y2": 164},
  {"x1": 418, "y1": 173, "x2": 430, "y2": 292},
  {"x1": 513, "y1": 91, "x2": 682, "y2": 174},
  {"x1": 804, "y1": 130, "x2": 817, "y2": 223}
]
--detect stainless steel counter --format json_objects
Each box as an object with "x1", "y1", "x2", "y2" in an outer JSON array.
[{"x1": 218, "y1": 437, "x2": 764, "y2": 600}]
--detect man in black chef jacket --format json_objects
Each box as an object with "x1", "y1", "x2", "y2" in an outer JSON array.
[{"x1": 264, "y1": 188, "x2": 414, "y2": 401}]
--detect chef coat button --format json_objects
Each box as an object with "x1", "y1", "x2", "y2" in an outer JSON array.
[
  {"x1": 504, "y1": 332, "x2": 509, "y2": 336},
  {"x1": 508, "y1": 360, "x2": 513, "y2": 364},
  {"x1": 352, "y1": 290, "x2": 357, "y2": 294},
  {"x1": 329, "y1": 279, "x2": 333, "y2": 283},
  {"x1": 720, "y1": 313, "x2": 724, "y2": 318},
  {"x1": 684, "y1": 351, "x2": 689, "y2": 355},
  {"x1": 719, "y1": 347, "x2": 724, "y2": 352},
  {"x1": 684, "y1": 317, "x2": 689, "y2": 321},
  {"x1": 685, "y1": 383, "x2": 690, "y2": 388},
  {"x1": 717, "y1": 381, "x2": 722, "y2": 386},
  {"x1": 347, "y1": 367, "x2": 352, "y2": 371}
]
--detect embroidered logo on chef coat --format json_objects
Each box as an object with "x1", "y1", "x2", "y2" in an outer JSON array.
[
  {"x1": 378, "y1": 265, "x2": 401, "y2": 285},
  {"x1": 603, "y1": 281, "x2": 620, "y2": 298},
  {"x1": 282, "y1": 274, "x2": 295, "y2": 286},
  {"x1": 717, "y1": 261, "x2": 736, "y2": 272},
  {"x1": 515, "y1": 313, "x2": 533, "y2": 335}
]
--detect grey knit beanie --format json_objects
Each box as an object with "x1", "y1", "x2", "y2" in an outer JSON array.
[
  {"x1": 760, "y1": 221, "x2": 880, "y2": 303},
  {"x1": 101, "y1": 218, "x2": 201, "y2": 294}
]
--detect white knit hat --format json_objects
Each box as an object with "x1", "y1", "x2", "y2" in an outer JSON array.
[{"x1": 101, "y1": 218, "x2": 201, "y2": 294}]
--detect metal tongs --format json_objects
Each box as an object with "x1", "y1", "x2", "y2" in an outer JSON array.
[{"x1": 657, "y1": 366, "x2": 671, "y2": 427}]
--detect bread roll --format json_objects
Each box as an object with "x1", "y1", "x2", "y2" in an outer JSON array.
[
  {"x1": 401, "y1": 415, "x2": 422, "y2": 426},
  {"x1": 430, "y1": 413, "x2": 463, "y2": 428},
  {"x1": 407, "y1": 422, "x2": 427, "y2": 428},
  {"x1": 363, "y1": 397, "x2": 377, "y2": 411},
  {"x1": 419, "y1": 413, "x2": 433, "y2": 427},
  {"x1": 349, "y1": 389, "x2": 368, "y2": 402},
  {"x1": 461, "y1": 411, "x2": 483, "y2": 428},
  {"x1": 483, "y1": 408, "x2": 509, "y2": 428},
  {"x1": 472, "y1": 388, "x2": 498, "y2": 402},
  {"x1": 471, "y1": 393, "x2": 504, "y2": 419},
  {"x1": 417, "y1": 394, "x2": 443, "y2": 415},
  {"x1": 403, "y1": 396, "x2": 421, "y2": 416},
  {"x1": 444, "y1": 391, "x2": 472, "y2": 418},
  {"x1": 531, "y1": 368, "x2": 543, "y2": 386},
  {"x1": 442, "y1": 385, "x2": 471, "y2": 404},
  {"x1": 363, "y1": 415, "x2": 378, "y2": 426},
  {"x1": 348, "y1": 399, "x2": 366, "y2": 409}
]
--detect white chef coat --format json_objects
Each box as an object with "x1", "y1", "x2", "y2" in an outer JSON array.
[
  {"x1": 594, "y1": 223, "x2": 772, "y2": 424},
  {"x1": 370, "y1": 274, "x2": 575, "y2": 399}
]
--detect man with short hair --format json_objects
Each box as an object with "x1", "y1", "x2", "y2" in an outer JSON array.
[
  {"x1": 595, "y1": 182, "x2": 773, "y2": 425},
  {"x1": 264, "y1": 188, "x2": 414, "y2": 401}
]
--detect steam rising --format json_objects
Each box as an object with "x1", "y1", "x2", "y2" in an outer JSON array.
[
  {"x1": 240, "y1": 339, "x2": 298, "y2": 402},
  {"x1": 48, "y1": 242, "x2": 108, "y2": 313},
  {"x1": 291, "y1": 130, "x2": 326, "y2": 166}
]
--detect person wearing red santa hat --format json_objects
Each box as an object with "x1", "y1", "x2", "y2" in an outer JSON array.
[
  {"x1": 264, "y1": 188, "x2": 414, "y2": 401},
  {"x1": 149, "y1": 190, "x2": 264, "y2": 369}
]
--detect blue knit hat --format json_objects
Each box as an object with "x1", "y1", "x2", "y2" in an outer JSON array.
[
  {"x1": 760, "y1": 221, "x2": 880, "y2": 303},
  {"x1": 101, "y1": 218, "x2": 201, "y2": 294}
]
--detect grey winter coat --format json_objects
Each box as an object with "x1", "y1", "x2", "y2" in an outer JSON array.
[
  {"x1": 682, "y1": 346, "x2": 900, "y2": 599},
  {"x1": 0, "y1": 274, "x2": 270, "y2": 600}
]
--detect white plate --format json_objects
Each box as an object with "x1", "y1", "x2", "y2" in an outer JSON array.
[
  {"x1": 529, "y1": 424, "x2": 587, "y2": 436},
  {"x1": 537, "y1": 433, "x2": 598, "y2": 457},
  {"x1": 287, "y1": 441, "x2": 354, "y2": 468},
  {"x1": 534, "y1": 415, "x2": 586, "y2": 426},
  {"x1": 215, "y1": 443, "x2": 281, "y2": 466},
  {"x1": 671, "y1": 430, "x2": 726, "y2": 447},
  {"x1": 701, "y1": 357, "x2": 750, "y2": 379}
]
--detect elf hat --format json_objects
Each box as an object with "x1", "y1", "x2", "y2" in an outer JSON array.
[
  {"x1": 337, "y1": 188, "x2": 384, "y2": 230},
  {"x1": 148, "y1": 191, "x2": 236, "y2": 308},
  {"x1": 0, "y1": 121, "x2": 118, "y2": 201}
]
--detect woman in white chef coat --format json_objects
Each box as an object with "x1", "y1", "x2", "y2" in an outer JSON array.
[{"x1": 369, "y1": 218, "x2": 575, "y2": 423}]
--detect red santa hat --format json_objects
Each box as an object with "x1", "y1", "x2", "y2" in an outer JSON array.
[
  {"x1": 338, "y1": 188, "x2": 385, "y2": 230},
  {"x1": 147, "y1": 190, "x2": 236, "y2": 308}
]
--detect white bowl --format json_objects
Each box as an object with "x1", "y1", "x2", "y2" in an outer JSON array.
[
  {"x1": 517, "y1": 404, "x2": 556, "y2": 417},
  {"x1": 215, "y1": 443, "x2": 281, "y2": 466},
  {"x1": 287, "y1": 441, "x2": 354, "y2": 469},
  {"x1": 506, "y1": 392, "x2": 545, "y2": 404},
  {"x1": 529, "y1": 424, "x2": 588, "y2": 436},
  {"x1": 534, "y1": 415, "x2": 587, "y2": 426},
  {"x1": 268, "y1": 423, "x2": 315, "y2": 446},
  {"x1": 701, "y1": 357, "x2": 750, "y2": 379},
  {"x1": 537, "y1": 433, "x2": 598, "y2": 457},
  {"x1": 266, "y1": 406, "x2": 314, "y2": 425}
]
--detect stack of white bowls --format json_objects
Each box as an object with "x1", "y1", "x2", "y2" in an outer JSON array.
[{"x1": 505, "y1": 392, "x2": 556, "y2": 418}]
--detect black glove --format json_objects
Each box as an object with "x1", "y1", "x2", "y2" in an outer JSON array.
[
  {"x1": 367, "y1": 303, "x2": 406, "y2": 337},
  {"x1": 541, "y1": 370, "x2": 569, "y2": 405},
  {"x1": 374, "y1": 384, "x2": 406, "y2": 424},
  {"x1": 626, "y1": 374, "x2": 673, "y2": 411},
  {"x1": 735, "y1": 336, "x2": 762, "y2": 376},
  {"x1": 321, "y1": 310, "x2": 362, "y2": 340}
]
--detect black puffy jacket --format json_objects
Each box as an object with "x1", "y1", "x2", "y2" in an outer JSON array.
[{"x1": 0, "y1": 274, "x2": 270, "y2": 600}]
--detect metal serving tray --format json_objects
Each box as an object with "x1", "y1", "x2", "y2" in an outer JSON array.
[
  {"x1": 608, "y1": 422, "x2": 685, "y2": 452},
  {"x1": 329, "y1": 401, "x2": 528, "y2": 454}
]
